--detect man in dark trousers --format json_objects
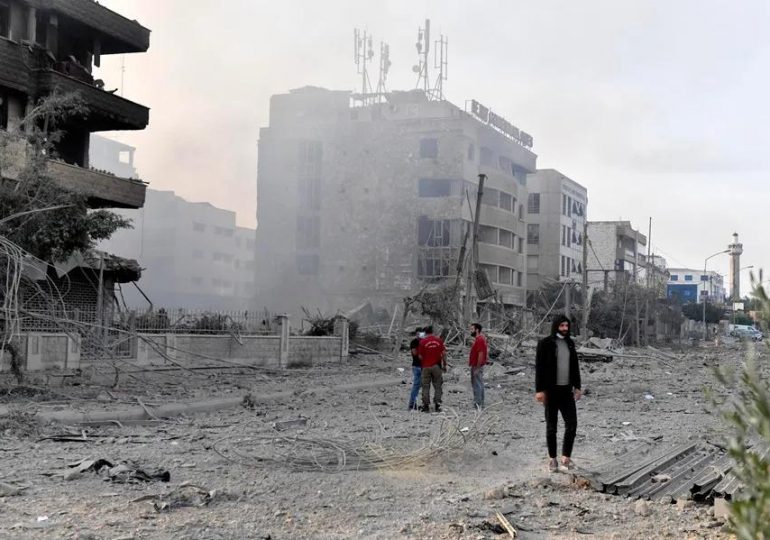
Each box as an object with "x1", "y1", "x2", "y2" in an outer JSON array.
[
  {"x1": 535, "y1": 314, "x2": 582, "y2": 473},
  {"x1": 469, "y1": 323, "x2": 488, "y2": 410},
  {"x1": 407, "y1": 328, "x2": 425, "y2": 410},
  {"x1": 418, "y1": 326, "x2": 446, "y2": 412}
]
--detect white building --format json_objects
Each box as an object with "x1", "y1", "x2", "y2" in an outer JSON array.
[
  {"x1": 666, "y1": 268, "x2": 725, "y2": 304},
  {"x1": 525, "y1": 169, "x2": 588, "y2": 293}
]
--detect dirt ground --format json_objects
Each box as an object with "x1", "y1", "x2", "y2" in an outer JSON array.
[{"x1": 0, "y1": 339, "x2": 761, "y2": 540}]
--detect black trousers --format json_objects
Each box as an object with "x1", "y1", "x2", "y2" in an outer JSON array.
[{"x1": 544, "y1": 385, "x2": 577, "y2": 459}]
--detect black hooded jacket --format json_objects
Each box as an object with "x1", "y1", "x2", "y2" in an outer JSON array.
[{"x1": 535, "y1": 315, "x2": 581, "y2": 392}]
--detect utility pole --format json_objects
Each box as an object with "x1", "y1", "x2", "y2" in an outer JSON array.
[
  {"x1": 645, "y1": 217, "x2": 652, "y2": 344},
  {"x1": 463, "y1": 174, "x2": 485, "y2": 324}
]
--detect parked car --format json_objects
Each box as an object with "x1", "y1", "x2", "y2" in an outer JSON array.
[{"x1": 730, "y1": 327, "x2": 764, "y2": 341}]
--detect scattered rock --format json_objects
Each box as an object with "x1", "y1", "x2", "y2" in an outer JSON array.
[
  {"x1": 676, "y1": 499, "x2": 695, "y2": 511},
  {"x1": 635, "y1": 500, "x2": 651, "y2": 516}
]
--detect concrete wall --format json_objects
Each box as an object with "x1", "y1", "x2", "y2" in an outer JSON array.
[{"x1": 4, "y1": 318, "x2": 349, "y2": 372}]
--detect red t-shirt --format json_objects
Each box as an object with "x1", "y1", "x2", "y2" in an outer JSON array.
[
  {"x1": 469, "y1": 334, "x2": 488, "y2": 367},
  {"x1": 418, "y1": 335, "x2": 445, "y2": 368}
]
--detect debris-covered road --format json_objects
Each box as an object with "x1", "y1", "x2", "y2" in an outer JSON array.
[{"x1": 0, "y1": 340, "x2": 757, "y2": 539}]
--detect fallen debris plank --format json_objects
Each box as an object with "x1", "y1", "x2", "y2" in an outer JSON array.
[{"x1": 495, "y1": 511, "x2": 517, "y2": 539}]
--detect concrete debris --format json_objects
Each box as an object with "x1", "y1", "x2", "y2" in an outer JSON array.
[{"x1": 64, "y1": 458, "x2": 170, "y2": 484}]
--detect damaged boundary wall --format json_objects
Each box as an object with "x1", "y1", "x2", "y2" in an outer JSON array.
[{"x1": 0, "y1": 316, "x2": 350, "y2": 372}]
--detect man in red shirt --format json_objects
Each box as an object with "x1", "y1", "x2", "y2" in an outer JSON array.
[
  {"x1": 418, "y1": 326, "x2": 446, "y2": 413},
  {"x1": 469, "y1": 323, "x2": 488, "y2": 410}
]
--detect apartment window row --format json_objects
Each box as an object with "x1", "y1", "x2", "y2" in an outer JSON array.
[
  {"x1": 478, "y1": 225, "x2": 524, "y2": 253},
  {"x1": 670, "y1": 274, "x2": 711, "y2": 282},
  {"x1": 213, "y1": 226, "x2": 234, "y2": 237},
  {"x1": 527, "y1": 193, "x2": 540, "y2": 214},
  {"x1": 561, "y1": 225, "x2": 584, "y2": 247},
  {"x1": 562, "y1": 193, "x2": 586, "y2": 218},
  {"x1": 560, "y1": 256, "x2": 583, "y2": 277},
  {"x1": 479, "y1": 264, "x2": 524, "y2": 287}
]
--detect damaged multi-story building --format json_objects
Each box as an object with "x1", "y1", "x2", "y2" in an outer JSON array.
[
  {"x1": 255, "y1": 88, "x2": 537, "y2": 317},
  {"x1": 524, "y1": 169, "x2": 588, "y2": 298},
  {"x1": 0, "y1": 1, "x2": 150, "y2": 321}
]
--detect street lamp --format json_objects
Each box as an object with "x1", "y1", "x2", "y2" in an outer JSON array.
[{"x1": 703, "y1": 249, "x2": 730, "y2": 340}]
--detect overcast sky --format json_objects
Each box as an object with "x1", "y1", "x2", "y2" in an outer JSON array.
[{"x1": 97, "y1": 0, "x2": 769, "y2": 295}]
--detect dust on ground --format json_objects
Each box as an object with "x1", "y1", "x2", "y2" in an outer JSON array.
[{"x1": 0, "y1": 340, "x2": 760, "y2": 540}]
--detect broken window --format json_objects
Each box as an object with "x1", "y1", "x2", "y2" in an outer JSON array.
[
  {"x1": 498, "y1": 229, "x2": 513, "y2": 249},
  {"x1": 417, "y1": 217, "x2": 452, "y2": 247},
  {"x1": 296, "y1": 254, "x2": 319, "y2": 275},
  {"x1": 518, "y1": 237, "x2": 524, "y2": 254},
  {"x1": 499, "y1": 192, "x2": 513, "y2": 211},
  {"x1": 517, "y1": 271, "x2": 523, "y2": 287},
  {"x1": 0, "y1": 2, "x2": 9, "y2": 38},
  {"x1": 479, "y1": 225, "x2": 498, "y2": 245},
  {"x1": 482, "y1": 187, "x2": 499, "y2": 207},
  {"x1": 418, "y1": 251, "x2": 451, "y2": 280},
  {"x1": 528, "y1": 193, "x2": 540, "y2": 214},
  {"x1": 479, "y1": 264, "x2": 498, "y2": 283},
  {"x1": 418, "y1": 178, "x2": 453, "y2": 197},
  {"x1": 499, "y1": 267, "x2": 512, "y2": 285},
  {"x1": 527, "y1": 224, "x2": 539, "y2": 246},
  {"x1": 419, "y1": 138, "x2": 438, "y2": 159}
]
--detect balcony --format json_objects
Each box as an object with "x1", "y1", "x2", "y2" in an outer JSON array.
[
  {"x1": 0, "y1": 37, "x2": 34, "y2": 92},
  {"x1": 27, "y1": 0, "x2": 150, "y2": 54},
  {"x1": 35, "y1": 69, "x2": 149, "y2": 131},
  {"x1": 47, "y1": 160, "x2": 147, "y2": 209}
]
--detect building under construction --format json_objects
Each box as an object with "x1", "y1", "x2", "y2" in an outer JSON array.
[{"x1": 254, "y1": 87, "x2": 537, "y2": 317}]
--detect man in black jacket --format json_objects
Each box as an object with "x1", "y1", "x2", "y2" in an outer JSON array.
[{"x1": 535, "y1": 314, "x2": 582, "y2": 473}]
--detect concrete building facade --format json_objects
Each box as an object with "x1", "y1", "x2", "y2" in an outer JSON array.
[
  {"x1": 666, "y1": 269, "x2": 726, "y2": 304},
  {"x1": 0, "y1": 0, "x2": 150, "y2": 208},
  {"x1": 100, "y1": 189, "x2": 257, "y2": 309},
  {"x1": 586, "y1": 221, "x2": 648, "y2": 291},
  {"x1": 254, "y1": 88, "x2": 537, "y2": 316},
  {"x1": 525, "y1": 169, "x2": 588, "y2": 293}
]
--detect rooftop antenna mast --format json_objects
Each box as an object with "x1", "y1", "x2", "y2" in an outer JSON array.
[
  {"x1": 353, "y1": 28, "x2": 375, "y2": 104},
  {"x1": 375, "y1": 42, "x2": 391, "y2": 102},
  {"x1": 413, "y1": 19, "x2": 430, "y2": 96},
  {"x1": 433, "y1": 33, "x2": 448, "y2": 101}
]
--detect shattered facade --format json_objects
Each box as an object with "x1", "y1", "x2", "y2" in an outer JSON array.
[
  {"x1": 254, "y1": 87, "x2": 537, "y2": 316},
  {"x1": 586, "y1": 221, "x2": 648, "y2": 291},
  {"x1": 525, "y1": 169, "x2": 588, "y2": 293}
]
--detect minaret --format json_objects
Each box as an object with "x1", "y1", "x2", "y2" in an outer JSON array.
[{"x1": 728, "y1": 232, "x2": 743, "y2": 301}]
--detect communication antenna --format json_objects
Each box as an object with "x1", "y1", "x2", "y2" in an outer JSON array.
[
  {"x1": 432, "y1": 33, "x2": 448, "y2": 101},
  {"x1": 353, "y1": 28, "x2": 375, "y2": 103},
  {"x1": 413, "y1": 19, "x2": 430, "y2": 95},
  {"x1": 375, "y1": 42, "x2": 391, "y2": 101}
]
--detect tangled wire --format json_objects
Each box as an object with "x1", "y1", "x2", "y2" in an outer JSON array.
[{"x1": 212, "y1": 408, "x2": 499, "y2": 473}]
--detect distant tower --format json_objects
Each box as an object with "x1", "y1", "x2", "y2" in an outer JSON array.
[{"x1": 729, "y1": 232, "x2": 743, "y2": 301}]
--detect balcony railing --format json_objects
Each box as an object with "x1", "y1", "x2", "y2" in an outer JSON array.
[
  {"x1": 35, "y1": 70, "x2": 149, "y2": 131},
  {"x1": 47, "y1": 160, "x2": 147, "y2": 209}
]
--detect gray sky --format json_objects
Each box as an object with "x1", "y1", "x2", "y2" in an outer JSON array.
[{"x1": 98, "y1": 0, "x2": 769, "y2": 295}]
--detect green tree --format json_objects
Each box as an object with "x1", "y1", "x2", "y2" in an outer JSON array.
[
  {"x1": 0, "y1": 92, "x2": 130, "y2": 262},
  {"x1": 715, "y1": 271, "x2": 770, "y2": 538},
  {"x1": 681, "y1": 302, "x2": 725, "y2": 324}
]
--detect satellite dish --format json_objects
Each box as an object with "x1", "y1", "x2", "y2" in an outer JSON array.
[{"x1": 412, "y1": 65, "x2": 420, "y2": 73}]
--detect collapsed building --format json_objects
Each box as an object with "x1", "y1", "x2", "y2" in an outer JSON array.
[{"x1": 254, "y1": 88, "x2": 537, "y2": 319}]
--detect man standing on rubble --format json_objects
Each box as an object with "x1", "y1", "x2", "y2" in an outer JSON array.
[
  {"x1": 407, "y1": 328, "x2": 425, "y2": 410},
  {"x1": 535, "y1": 314, "x2": 582, "y2": 473},
  {"x1": 469, "y1": 323, "x2": 488, "y2": 410},
  {"x1": 418, "y1": 326, "x2": 446, "y2": 412}
]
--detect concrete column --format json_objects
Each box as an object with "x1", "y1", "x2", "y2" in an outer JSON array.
[
  {"x1": 165, "y1": 334, "x2": 177, "y2": 362},
  {"x1": 67, "y1": 334, "x2": 81, "y2": 369},
  {"x1": 278, "y1": 315, "x2": 289, "y2": 368},
  {"x1": 27, "y1": 7, "x2": 37, "y2": 43},
  {"x1": 333, "y1": 317, "x2": 350, "y2": 360},
  {"x1": 26, "y1": 334, "x2": 41, "y2": 371}
]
